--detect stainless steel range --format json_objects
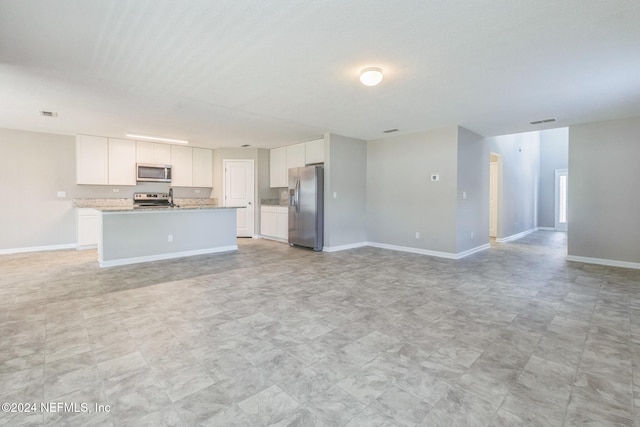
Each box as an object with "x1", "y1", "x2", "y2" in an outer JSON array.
[{"x1": 133, "y1": 192, "x2": 172, "y2": 208}]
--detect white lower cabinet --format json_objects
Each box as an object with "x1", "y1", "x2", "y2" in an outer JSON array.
[
  {"x1": 276, "y1": 209, "x2": 288, "y2": 239},
  {"x1": 77, "y1": 208, "x2": 100, "y2": 249},
  {"x1": 261, "y1": 206, "x2": 288, "y2": 241}
]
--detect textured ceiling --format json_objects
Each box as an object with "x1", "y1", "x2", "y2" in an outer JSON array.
[{"x1": 1, "y1": 0, "x2": 639, "y2": 149}]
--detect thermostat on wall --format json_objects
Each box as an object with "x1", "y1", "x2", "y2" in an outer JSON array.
[{"x1": 431, "y1": 174, "x2": 440, "y2": 182}]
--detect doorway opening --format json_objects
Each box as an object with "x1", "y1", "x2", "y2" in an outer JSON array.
[
  {"x1": 223, "y1": 159, "x2": 255, "y2": 237},
  {"x1": 489, "y1": 153, "x2": 502, "y2": 239},
  {"x1": 555, "y1": 169, "x2": 568, "y2": 231}
]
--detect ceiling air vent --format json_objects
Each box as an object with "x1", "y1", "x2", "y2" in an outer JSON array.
[
  {"x1": 40, "y1": 111, "x2": 58, "y2": 117},
  {"x1": 530, "y1": 118, "x2": 556, "y2": 125},
  {"x1": 241, "y1": 144, "x2": 251, "y2": 147},
  {"x1": 383, "y1": 128, "x2": 399, "y2": 133}
]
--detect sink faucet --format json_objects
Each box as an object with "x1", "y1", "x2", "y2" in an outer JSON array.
[{"x1": 168, "y1": 187, "x2": 175, "y2": 207}]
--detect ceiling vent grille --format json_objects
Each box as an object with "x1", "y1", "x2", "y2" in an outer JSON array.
[
  {"x1": 383, "y1": 128, "x2": 399, "y2": 133},
  {"x1": 530, "y1": 118, "x2": 556, "y2": 125},
  {"x1": 40, "y1": 111, "x2": 58, "y2": 117}
]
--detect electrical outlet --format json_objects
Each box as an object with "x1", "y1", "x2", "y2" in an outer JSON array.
[
  {"x1": 56, "y1": 191, "x2": 66, "y2": 198},
  {"x1": 470, "y1": 231, "x2": 474, "y2": 239},
  {"x1": 195, "y1": 189, "x2": 200, "y2": 193},
  {"x1": 415, "y1": 232, "x2": 420, "y2": 239},
  {"x1": 462, "y1": 191, "x2": 467, "y2": 199},
  {"x1": 168, "y1": 235, "x2": 173, "y2": 242},
  {"x1": 112, "y1": 188, "x2": 119, "y2": 193},
  {"x1": 333, "y1": 192, "x2": 337, "y2": 199}
]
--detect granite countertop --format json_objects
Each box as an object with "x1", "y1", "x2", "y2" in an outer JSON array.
[
  {"x1": 97, "y1": 205, "x2": 240, "y2": 213},
  {"x1": 74, "y1": 198, "x2": 221, "y2": 209},
  {"x1": 260, "y1": 198, "x2": 289, "y2": 207}
]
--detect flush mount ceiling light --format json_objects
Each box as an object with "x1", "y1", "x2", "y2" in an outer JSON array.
[
  {"x1": 126, "y1": 133, "x2": 189, "y2": 144},
  {"x1": 360, "y1": 67, "x2": 383, "y2": 86}
]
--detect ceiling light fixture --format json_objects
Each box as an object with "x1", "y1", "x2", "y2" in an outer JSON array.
[
  {"x1": 529, "y1": 118, "x2": 557, "y2": 125},
  {"x1": 360, "y1": 67, "x2": 383, "y2": 86},
  {"x1": 126, "y1": 133, "x2": 189, "y2": 144}
]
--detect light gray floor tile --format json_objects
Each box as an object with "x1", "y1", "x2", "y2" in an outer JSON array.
[{"x1": 2, "y1": 232, "x2": 640, "y2": 426}]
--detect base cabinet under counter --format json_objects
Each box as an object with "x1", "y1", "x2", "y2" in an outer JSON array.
[
  {"x1": 261, "y1": 205, "x2": 288, "y2": 241},
  {"x1": 77, "y1": 208, "x2": 100, "y2": 249}
]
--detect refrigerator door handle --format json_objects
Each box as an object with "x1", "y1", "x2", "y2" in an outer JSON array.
[{"x1": 295, "y1": 179, "x2": 301, "y2": 212}]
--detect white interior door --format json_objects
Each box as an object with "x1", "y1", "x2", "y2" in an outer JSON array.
[
  {"x1": 555, "y1": 169, "x2": 568, "y2": 231},
  {"x1": 489, "y1": 161, "x2": 499, "y2": 237},
  {"x1": 224, "y1": 159, "x2": 255, "y2": 237}
]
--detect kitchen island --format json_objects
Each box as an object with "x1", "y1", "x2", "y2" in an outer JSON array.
[{"x1": 96, "y1": 206, "x2": 239, "y2": 267}]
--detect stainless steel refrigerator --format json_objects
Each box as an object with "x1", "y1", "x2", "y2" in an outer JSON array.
[{"x1": 288, "y1": 165, "x2": 324, "y2": 251}]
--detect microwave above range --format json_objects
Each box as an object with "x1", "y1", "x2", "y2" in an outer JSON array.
[{"x1": 136, "y1": 163, "x2": 172, "y2": 183}]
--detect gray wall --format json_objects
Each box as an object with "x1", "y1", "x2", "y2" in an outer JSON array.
[
  {"x1": 101, "y1": 209, "x2": 236, "y2": 263},
  {"x1": 568, "y1": 116, "x2": 640, "y2": 263},
  {"x1": 0, "y1": 128, "x2": 76, "y2": 250},
  {"x1": 324, "y1": 133, "x2": 367, "y2": 249},
  {"x1": 538, "y1": 128, "x2": 569, "y2": 228},
  {"x1": 488, "y1": 131, "x2": 540, "y2": 238},
  {"x1": 456, "y1": 127, "x2": 490, "y2": 252},
  {"x1": 367, "y1": 127, "x2": 458, "y2": 253}
]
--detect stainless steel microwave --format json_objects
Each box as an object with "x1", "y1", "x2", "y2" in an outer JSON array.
[{"x1": 136, "y1": 163, "x2": 172, "y2": 183}]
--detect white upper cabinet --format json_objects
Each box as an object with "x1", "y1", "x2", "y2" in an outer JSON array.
[
  {"x1": 305, "y1": 138, "x2": 324, "y2": 165},
  {"x1": 108, "y1": 138, "x2": 136, "y2": 185},
  {"x1": 136, "y1": 141, "x2": 171, "y2": 164},
  {"x1": 77, "y1": 134, "x2": 211, "y2": 187},
  {"x1": 270, "y1": 146, "x2": 287, "y2": 188},
  {"x1": 170, "y1": 146, "x2": 213, "y2": 187},
  {"x1": 192, "y1": 147, "x2": 213, "y2": 187},
  {"x1": 286, "y1": 143, "x2": 306, "y2": 170},
  {"x1": 76, "y1": 135, "x2": 108, "y2": 185},
  {"x1": 171, "y1": 145, "x2": 193, "y2": 187},
  {"x1": 270, "y1": 142, "x2": 310, "y2": 188}
]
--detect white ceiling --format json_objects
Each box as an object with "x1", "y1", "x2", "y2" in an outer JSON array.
[{"x1": 1, "y1": 1, "x2": 639, "y2": 149}]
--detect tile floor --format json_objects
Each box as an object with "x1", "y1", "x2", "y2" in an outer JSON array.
[{"x1": 1, "y1": 232, "x2": 640, "y2": 426}]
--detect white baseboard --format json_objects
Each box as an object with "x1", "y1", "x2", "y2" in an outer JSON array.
[
  {"x1": 261, "y1": 235, "x2": 288, "y2": 244},
  {"x1": 0, "y1": 243, "x2": 77, "y2": 255},
  {"x1": 537, "y1": 227, "x2": 556, "y2": 231},
  {"x1": 77, "y1": 244, "x2": 98, "y2": 251},
  {"x1": 566, "y1": 255, "x2": 640, "y2": 270},
  {"x1": 455, "y1": 243, "x2": 491, "y2": 259},
  {"x1": 324, "y1": 241, "x2": 490, "y2": 260},
  {"x1": 99, "y1": 245, "x2": 238, "y2": 268},
  {"x1": 323, "y1": 242, "x2": 368, "y2": 252},
  {"x1": 367, "y1": 242, "x2": 458, "y2": 259},
  {"x1": 496, "y1": 228, "x2": 537, "y2": 243}
]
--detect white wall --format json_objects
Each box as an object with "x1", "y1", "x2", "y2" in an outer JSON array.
[
  {"x1": 367, "y1": 127, "x2": 458, "y2": 254},
  {"x1": 538, "y1": 128, "x2": 569, "y2": 228},
  {"x1": 456, "y1": 127, "x2": 490, "y2": 253},
  {"x1": 488, "y1": 131, "x2": 540, "y2": 238},
  {"x1": 324, "y1": 133, "x2": 367, "y2": 249},
  {"x1": 0, "y1": 128, "x2": 76, "y2": 250},
  {"x1": 568, "y1": 116, "x2": 640, "y2": 265}
]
